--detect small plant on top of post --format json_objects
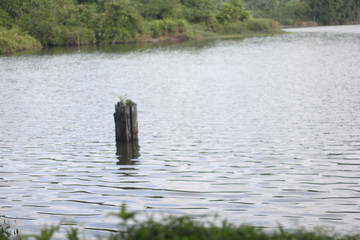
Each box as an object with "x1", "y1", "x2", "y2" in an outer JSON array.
[
  {"x1": 114, "y1": 95, "x2": 138, "y2": 143},
  {"x1": 118, "y1": 95, "x2": 136, "y2": 106}
]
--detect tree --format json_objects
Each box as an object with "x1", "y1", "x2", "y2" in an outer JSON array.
[
  {"x1": 0, "y1": 8, "x2": 14, "y2": 28},
  {"x1": 0, "y1": 0, "x2": 23, "y2": 18},
  {"x1": 218, "y1": 0, "x2": 249, "y2": 23},
  {"x1": 302, "y1": 0, "x2": 360, "y2": 24},
  {"x1": 17, "y1": 1, "x2": 61, "y2": 46},
  {"x1": 181, "y1": 0, "x2": 217, "y2": 23},
  {"x1": 273, "y1": 0, "x2": 311, "y2": 25},
  {"x1": 100, "y1": 0, "x2": 143, "y2": 43},
  {"x1": 136, "y1": 0, "x2": 181, "y2": 20}
]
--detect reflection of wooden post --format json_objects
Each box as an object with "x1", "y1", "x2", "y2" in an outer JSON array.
[
  {"x1": 116, "y1": 142, "x2": 140, "y2": 165},
  {"x1": 114, "y1": 102, "x2": 138, "y2": 142}
]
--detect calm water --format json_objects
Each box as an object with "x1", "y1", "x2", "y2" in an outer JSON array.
[{"x1": 1, "y1": 25, "x2": 360, "y2": 236}]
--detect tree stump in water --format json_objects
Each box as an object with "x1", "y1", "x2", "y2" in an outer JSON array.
[{"x1": 114, "y1": 102, "x2": 138, "y2": 142}]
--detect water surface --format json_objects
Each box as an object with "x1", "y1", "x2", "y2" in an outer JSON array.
[{"x1": 1, "y1": 25, "x2": 360, "y2": 236}]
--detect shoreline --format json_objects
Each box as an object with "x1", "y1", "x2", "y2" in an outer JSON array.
[{"x1": 0, "y1": 29, "x2": 284, "y2": 56}]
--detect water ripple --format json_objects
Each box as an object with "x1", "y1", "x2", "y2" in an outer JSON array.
[{"x1": 1, "y1": 27, "x2": 360, "y2": 235}]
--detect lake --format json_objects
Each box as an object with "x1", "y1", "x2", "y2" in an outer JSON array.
[{"x1": 1, "y1": 25, "x2": 360, "y2": 237}]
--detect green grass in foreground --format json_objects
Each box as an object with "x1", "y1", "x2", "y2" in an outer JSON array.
[{"x1": 2, "y1": 205, "x2": 359, "y2": 240}]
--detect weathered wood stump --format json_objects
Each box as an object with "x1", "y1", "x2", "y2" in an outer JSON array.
[{"x1": 113, "y1": 102, "x2": 138, "y2": 142}]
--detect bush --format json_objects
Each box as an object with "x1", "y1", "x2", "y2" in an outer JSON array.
[
  {"x1": 17, "y1": 10, "x2": 53, "y2": 45},
  {"x1": 0, "y1": 9, "x2": 13, "y2": 29},
  {"x1": 245, "y1": 18, "x2": 280, "y2": 32},
  {"x1": 274, "y1": 0, "x2": 312, "y2": 25},
  {"x1": 217, "y1": 0, "x2": 249, "y2": 24},
  {"x1": 149, "y1": 19, "x2": 190, "y2": 38},
  {"x1": 100, "y1": 1, "x2": 144, "y2": 43},
  {"x1": 137, "y1": 0, "x2": 182, "y2": 20},
  {"x1": 221, "y1": 22, "x2": 247, "y2": 34},
  {"x1": 0, "y1": 27, "x2": 41, "y2": 54},
  {"x1": 65, "y1": 27, "x2": 96, "y2": 46},
  {"x1": 181, "y1": 0, "x2": 222, "y2": 26}
]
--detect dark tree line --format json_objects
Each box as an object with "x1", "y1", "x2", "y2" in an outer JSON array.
[
  {"x1": 243, "y1": 0, "x2": 360, "y2": 25},
  {"x1": 303, "y1": 0, "x2": 360, "y2": 25}
]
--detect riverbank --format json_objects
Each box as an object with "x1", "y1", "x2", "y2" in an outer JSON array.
[
  {"x1": 0, "y1": 0, "x2": 280, "y2": 55},
  {"x1": 0, "y1": 18, "x2": 281, "y2": 55}
]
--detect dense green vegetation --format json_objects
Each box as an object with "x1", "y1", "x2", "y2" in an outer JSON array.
[
  {"x1": 243, "y1": 0, "x2": 360, "y2": 26},
  {"x1": 1, "y1": 205, "x2": 360, "y2": 240},
  {"x1": 0, "y1": 27, "x2": 41, "y2": 54},
  {"x1": 0, "y1": 0, "x2": 280, "y2": 54},
  {"x1": 303, "y1": 0, "x2": 360, "y2": 25},
  {"x1": 1, "y1": 0, "x2": 359, "y2": 54}
]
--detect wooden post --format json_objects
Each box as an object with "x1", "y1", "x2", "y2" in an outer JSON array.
[{"x1": 114, "y1": 102, "x2": 138, "y2": 142}]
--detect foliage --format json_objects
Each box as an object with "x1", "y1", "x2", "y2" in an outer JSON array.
[
  {"x1": 0, "y1": 0, "x2": 285, "y2": 53},
  {"x1": 16, "y1": 0, "x2": 97, "y2": 46},
  {"x1": 243, "y1": 0, "x2": 360, "y2": 25},
  {"x1": 100, "y1": 0, "x2": 143, "y2": 43},
  {"x1": 0, "y1": 0, "x2": 22, "y2": 18},
  {"x1": 118, "y1": 96, "x2": 136, "y2": 106},
  {"x1": 0, "y1": 220, "x2": 12, "y2": 239},
  {"x1": 136, "y1": 0, "x2": 182, "y2": 20},
  {"x1": 221, "y1": 21, "x2": 247, "y2": 34},
  {"x1": 303, "y1": 0, "x2": 360, "y2": 25},
  {"x1": 2, "y1": 206, "x2": 360, "y2": 240},
  {"x1": 24, "y1": 225, "x2": 59, "y2": 240},
  {"x1": 281, "y1": 0, "x2": 311, "y2": 25},
  {"x1": 148, "y1": 19, "x2": 190, "y2": 38},
  {"x1": 217, "y1": 0, "x2": 249, "y2": 23},
  {"x1": 181, "y1": 0, "x2": 217, "y2": 23},
  {"x1": 109, "y1": 204, "x2": 137, "y2": 223},
  {"x1": 0, "y1": 8, "x2": 13, "y2": 28},
  {"x1": 63, "y1": 27, "x2": 96, "y2": 46},
  {"x1": 0, "y1": 27, "x2": 41, "y2": 54},
  {"x1": 245, "y1": 18, "x2": 280, "y2": 32},
  {"x1": 1, "y1": 0, "x2": 359, "y2": 53},
  {"x1": 66, "y1": 228, "x2": 81, "y2": 240}
]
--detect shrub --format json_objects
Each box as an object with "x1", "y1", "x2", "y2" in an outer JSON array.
[
  {"x1": 65, "y1": 27, "x2": 96, "y2": 46},
  {"x1": 149, "y1": 19, "x2": 190, "y2": 38},
  {"x1": 100, "y1": 1, "x2": 144, "y2": 43},
  {"x1": 0, "y1": 9, "x2": 13, "y2": 29},
  {"x1": 221, "y1": 22, "x2": 247, "y2": 34},
  {"x1": 137, "y1": 0, "x2": 181, "y2": 20},
  {"x1": 217, "y1": 0, "x2": 249, "y2": 24},
  {"x1": 245, "y1": 18, "x2": 280, "y2": 32},
  {"x1": 0, "y1": 27, "x2": 41, "y2": 54}
]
